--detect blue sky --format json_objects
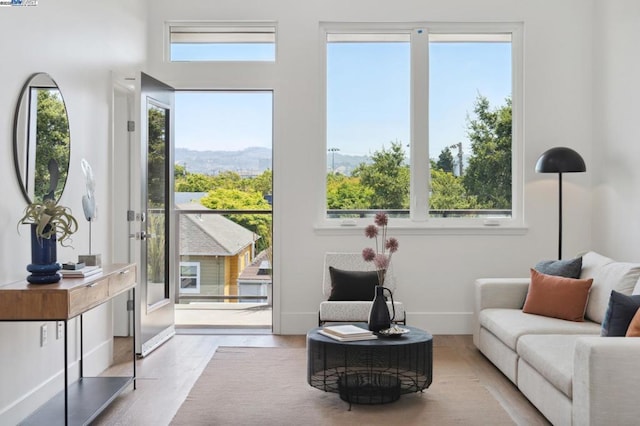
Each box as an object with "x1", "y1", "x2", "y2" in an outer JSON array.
[{"x1": 174, "y1": 40, "x2": 511, "y2": 161}]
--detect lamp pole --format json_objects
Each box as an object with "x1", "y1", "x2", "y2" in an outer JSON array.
[
  {"x1": 558, "y1": 172, "x2": 563, "y2": 261},
  {"x1": 449, "y1": 142, "x2": 463, "y2": 176},
  {"x1": 328, "y1": 147, "x2": 340, "y2": 172}
]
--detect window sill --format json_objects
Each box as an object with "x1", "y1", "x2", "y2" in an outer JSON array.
[{"x1": 313, "y1": 222, "x2": 528, "y2": 236}]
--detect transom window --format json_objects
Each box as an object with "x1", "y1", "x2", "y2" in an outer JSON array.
[
  {"x1": 168, "y1": 23, "x2": 276, "y2": 62},
  {"x1": 324, "y1": 24, "x2": 522, "y2": 227}
]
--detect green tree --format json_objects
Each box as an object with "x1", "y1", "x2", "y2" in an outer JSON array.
[
  {"x1": 146, "y1": 213, "x2": 165, "y2": 283},
  {"x1": 326, "y1": 174, "x2": 372, "y2": 209},
  {"x1": 429, "y1": 168, "x2": 480, "y2": 210},
  {"x1": 34, "y1": 89, "x2": 70, "y2": 202},
  {"x1": 462, "y1": 95, "x2": 512, "y2": 209},
  {"x1": 200, "y1": 188, "x2": 272, "y2": 252},
  {"x1": 175, "y1": 173, "x2": 215, "y2": 192},
  {"x1": 210, "y1": 170, "x2": 243, "y2": 190},
  {"x1": 353, "y1": 142, "x2": 409, "y2": 209},
  {"x1": 174, "y1": 163, "x2": 187, "y2": 178},
  {"x1": 147, "y1": 106, "x2": 167, "y2": 206},
  {"x1": 436, "y1": 148, "x2": 455, "y2": 173},
  {"x1": 247, "y1": 169, "x2": 272, "y2": 197}
]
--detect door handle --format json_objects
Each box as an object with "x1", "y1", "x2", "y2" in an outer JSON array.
[{"x1": 128, "y1": 232, "x2": 149, "y2": 240}]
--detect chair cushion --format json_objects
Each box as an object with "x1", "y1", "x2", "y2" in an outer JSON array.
[
  {"x1": 327, "y1": 267, "x2": 379, "y2": 301},
  {"x1": 522, "y1": 269, "x2": 593, "y2": 322},
  {"x1": 319, "y1": 300, "x2": 406, "y2": 323}
]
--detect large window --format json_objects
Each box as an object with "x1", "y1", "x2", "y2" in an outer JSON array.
[
  {"x1": 324, "y1": 24, "x2": 522, "y2": 226},
  {"x1": 326, "y1": 33, "x2": 410, "y2": 218}
]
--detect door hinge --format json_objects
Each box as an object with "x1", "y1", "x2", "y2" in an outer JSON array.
[
  {"x1": 127, "y1": 120, "x2": 135, "y2": 132},
  {"x1": 127, "y1": 299, "x2": 134, "y2": 311},
  {"x1": 126, "y1": 211, "x2": 145, "y2": 222}
]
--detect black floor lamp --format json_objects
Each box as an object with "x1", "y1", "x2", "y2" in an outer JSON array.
[{"x1": 535, "y1": 147, "x2": 586, "y2": 260}]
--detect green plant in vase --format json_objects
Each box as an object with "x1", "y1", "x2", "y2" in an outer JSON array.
[
  {"x1": 18, "y1": 199, "x2": 78, "y2": 283},
  {"x1": 18, "y1": 199, "x2": 79, "y2": 246}
]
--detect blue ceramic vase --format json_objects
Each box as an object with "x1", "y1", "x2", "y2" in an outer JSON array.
[{"x1": 27, "y1": 224, "x2": 61, "y2": 284}]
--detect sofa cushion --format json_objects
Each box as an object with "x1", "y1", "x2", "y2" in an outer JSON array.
[
  {"x1": 517, "y1": 334, "x2": 587, "y2": 398},
  {"x1": 601, "y1": 291, "x2": 640, "y2": 336},
  {"x1": 583, "y1": 259, "x2": 640, "y2": 324},
  {"x1": 535, "y1": 256, "x2": 582, "y2": 278},
  {"x1": 478, "y1": 308, "x2": 601, "y2": 350},
  {"x1": 522, "y1": 269, "x2": 593, "y2": 321},
  {"x1": 478, "y1": 327, "x2": 519, "y2": 384},
  {"x1": 327, "y1": 267, "x2": 379, "y2": 301},
  {"x1": 579, "y1": 251, "x2": 614, "y2": 280},
  {"x1": 517, "y1": 359, "x2": 573, "y2": 426}
]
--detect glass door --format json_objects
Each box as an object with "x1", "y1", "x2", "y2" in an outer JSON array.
[{"x1": 134, "y1": 73, "x2": 176, "y2": 356}]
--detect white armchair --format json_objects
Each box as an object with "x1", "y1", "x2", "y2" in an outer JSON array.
[{"x1": 318, "y1": 252, "x2": 406, "y2": 326}]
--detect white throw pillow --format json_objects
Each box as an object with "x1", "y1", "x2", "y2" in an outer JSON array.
[{"x1": 585, "y1": 260, "x2": 640, "y2": 324}]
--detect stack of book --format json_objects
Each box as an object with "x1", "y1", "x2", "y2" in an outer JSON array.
[
  {"x1": 59, "y1": 264, "x2": 102, "y2": 278},
  {"x1": 318, "y1": 324, "x2": 378, "y2": 342}
]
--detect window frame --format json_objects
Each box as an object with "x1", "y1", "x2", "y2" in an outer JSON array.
[
  {"x1": 179, "y1": 261, "x2": 201, "y2": 294},
  {"x1": 165, "y1": 21, "x2": 278, "y2": 63},
  {"x1": 319, "y1": 22, "x2": 524, "y2": 232}
]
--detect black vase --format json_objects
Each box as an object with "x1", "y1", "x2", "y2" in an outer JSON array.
[
  {"x1": 368, "y1": 285, "x2": 395, "y2": 332},
  {"x1": 27, "y1": 224, "x2": 61, "y2": 284}
]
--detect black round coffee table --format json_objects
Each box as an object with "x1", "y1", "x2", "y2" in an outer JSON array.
[{"x1": 306, "y1": 324, "x2": 432, "y2": 405}]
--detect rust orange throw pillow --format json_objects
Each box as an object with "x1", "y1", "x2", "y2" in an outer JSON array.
[
  {"x1": 626, "y1": 308, "x2": 640, "y2": 337},
  {"x1": 523, "y1": 269, "x2": 593, "y2": 322}
]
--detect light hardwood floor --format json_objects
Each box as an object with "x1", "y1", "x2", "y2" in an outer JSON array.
[{"x1": 93, "y1": 333, "x2": 549, "y2": 426}]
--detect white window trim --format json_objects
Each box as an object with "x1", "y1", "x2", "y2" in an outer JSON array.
[{"x1": 317, "y1": 22, "x2": 524, "y2": 233}]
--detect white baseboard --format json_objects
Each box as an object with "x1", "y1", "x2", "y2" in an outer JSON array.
[{"x1": 405, "y1": 312, "x2": 474, "y2": 334}]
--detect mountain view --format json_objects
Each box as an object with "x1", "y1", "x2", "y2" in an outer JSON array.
[{"x1": 175, "y1": 147, "x2": 372, "y2": 176}]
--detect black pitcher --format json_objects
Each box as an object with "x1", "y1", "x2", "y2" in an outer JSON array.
[{"x1": 368, "y1": 285, "x2": 396, "y2": 332}]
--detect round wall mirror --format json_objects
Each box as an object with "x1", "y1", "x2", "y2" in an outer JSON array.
[{"x1": 13, "y1": 72, "x2": 71, "y2": 204}]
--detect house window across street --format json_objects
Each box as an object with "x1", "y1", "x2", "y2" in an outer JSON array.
[{"x1": 179, "y1": 262, "x2": 201, "y2": 294}]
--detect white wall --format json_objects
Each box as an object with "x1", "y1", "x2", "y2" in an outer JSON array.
[
  {"x1": 592, "y1": 0, "x2": 640, "y2": 261},
  {"x1": 146, "y1": 0, "x2": 595, "y2": 335},
  {"x1": 0, "y1": 1, "x2": 146, "y2": 423},
  {"x1": 4, "y1": 0, "x2": 631, "y2": 422}
]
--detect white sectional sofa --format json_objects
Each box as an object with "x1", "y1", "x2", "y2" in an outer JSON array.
[{"x1": 474, "y1": 251, "x2": 640, "y2": 426}]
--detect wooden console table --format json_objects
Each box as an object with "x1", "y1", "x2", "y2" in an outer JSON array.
[{"x1": 0, "y1": 263, "x2": 136, "y2": 426}]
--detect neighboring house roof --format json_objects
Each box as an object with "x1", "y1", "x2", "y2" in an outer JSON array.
[
  {"x1": 238, "y1": 250, "x2": 272, "y2": 284},
  {"x1": 178, "y1": 203, "x2": 258, "y2": 256}
]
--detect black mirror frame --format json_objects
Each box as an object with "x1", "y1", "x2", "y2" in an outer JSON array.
[{"x1": 12, "y1": 72, "x2": 71, "y2": 205}]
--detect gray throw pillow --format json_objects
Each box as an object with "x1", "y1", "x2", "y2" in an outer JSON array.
[
  {"x1": 601, "y1": 290, "x2": 640, "y2": 336},
  {"x1": 534, "y1": 256, "x2": 582, "y2": 279}
]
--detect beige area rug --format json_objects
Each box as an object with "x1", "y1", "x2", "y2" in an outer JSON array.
[{"x1": 171, "y1": 346, "x2": 514, "y2": 426}]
